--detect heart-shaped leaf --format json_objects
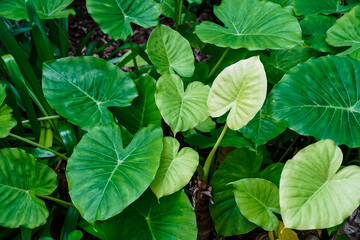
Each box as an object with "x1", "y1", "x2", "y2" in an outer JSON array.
[
  {"x1": 294, "y1": 0, "x2": 354, "y2": 15},
  {"x1": 43, "y1": 57, "x2": 138, "y2": 131},
  {"x1": 0, "y1": 84, "x2": 16, "y2": 138},
  {"x1": 112, "y1": 74, "x2": 161, "y2": 134},
  {"x1": 300, "y1": 14, "x2": 337, "y2": 52},
  {"x1": 86, "y1": 0, "x2": 161, "y2": 40},
  {"x1": 240, "y1": 106, "x2": 287, "y2": 147},
  {"x1": 232, "y1": 178, "x2": 280, "y2": 231},
  {"x1": 155, "y1": 74, "x2": 209, "y2": 134},
  {"x1": 327, "y1": 5, "x2": 360, "y2": 59},
  {"x1": 150, "y1": 137, "x2": 199, "y2": 199},
  {"x1": 194, "y1": 0, "x2": 302, "y2": 50},
  {"x1": 268, "y1": 55, "x2": 360, "y2": 148},
  {"x1": 207, "y1": 56, "x2": 267, "y2": 130},
  {"x1": 148, "y1": 24, "x2": 195, "y2": 77},
  {"x1": 280, "y1": 139, "x2": 360, "y2": 229},
  {"x1": 0, "y1": 0, "x2": 75, "y2": 21},
  {"x1": 95, "y1": 190, "x2": 197, "y2": 239},
  {"x1": 66, "y1": 123, "x2": 163, "y2": 223},
  {"x1": 0, "y1": 148, "x2": 57, "y2": 228}
]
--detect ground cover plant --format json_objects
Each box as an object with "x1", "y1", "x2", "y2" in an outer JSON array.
[{"x1": 0, "y1": 0, "x2": 360, "y2": 239}]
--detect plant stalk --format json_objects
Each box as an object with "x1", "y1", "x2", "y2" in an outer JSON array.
[
  {"x1": 22, "y1": 115, "x2": 60, "y2": 124},
  {"x1": 51, "y1": 19, "x2": 76, "y2": 53},
  {"x1": 128, "y1": 36, "x2": 140, "y2": 77},
  {"x1": 178, "y1": 0, "x2": 184, "y2": 26},
  {"x1": 201, "y1": 124, "x2": 228, "y2": 182},
  {"x1": 208, "y1": 48, "x2": 230, "y2": 79},
  {"x1": 278, "y1": 135, "x2": 298, "y2": 163},
  {"x1": 8, "y1": 133, "x2": 68, "y2": 161},
  {"x1": 36, "y1": 194, "x2": 74, "y2": 208},
  {"x1": 174, "y1": 0, "x2": 179, "y2": 30}
]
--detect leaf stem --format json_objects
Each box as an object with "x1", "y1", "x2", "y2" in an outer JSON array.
[
  {"x1": 36, "y1": 194, "x2": 74, "y2": 208},
  {"x1": 128, "y1": 36, "x2": 140, "y2": 77},
  {"x1": 51, "y1": 19, "x2": 76, "y2": 53},
  {"x1": 201, "y1": 124, "x2": 228, "y2": 182},
  {"x1": 278, "y1": 136, "x2": 298, "y2": 163},
  {"x1": 8, "y1": 133, "x2": 69, "y2": 161},
  {"x1": 208, "y1": 48, "x2": 230, "y2": 79},
  {"x1": 174, "y1": 0, "x2": 179, "y2": 30},
  {"x1": 22, "y1": 115, "x2": 60, "y2": 124},
  {"x1": 178, "y1": 0, "x2": 184, "y2": 26}
]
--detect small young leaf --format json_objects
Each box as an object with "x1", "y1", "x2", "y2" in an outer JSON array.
[
  {"x1": 207, "y1": 56, "x2": 267, "y2": 130},
  {"x1": 151, "y1": 137, "x2": 198, "y2": 199},
  {"x1": 0, "y1": 84, "x2": 17, "y2": 138}
]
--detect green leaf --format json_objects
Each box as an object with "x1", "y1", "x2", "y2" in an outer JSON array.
[
  {"x1": 185, "y1": 126, "x2": 252, "y2": 149},
  {"x1": 327, "y1": 5, "x2": 360, "y2": 59},
  {"x1": 232, "y1": 178, "x2": 280, "y2": 231},
  {"x1": 95, "y1": 189, "x2": 197, "y2": 239},
  {"x1": 0, "y1": 84, "x2": 16, "y2": 138},
  {"x1": 300, "y1": 14, "x2": 337, "y2": 52},
  {"x1": 0, "y1": 0, "x2": 75, "y2": 21},
  {"x1": 86, "y1": 0, "x2": 161, "y2": 40},
  {"x1": 268, "y1": 0, "x2": 293, "y2": 7},
  {"x1": 194, "y1": 0, "x2": 302, "y2": 50},
  {"x1": 0, "y1": 148, "x2": 57, "y2": 228},
  {"x1": 294, "y1": 0, "x2": 354, "y2": 15},
  {"x1": 268, "y1": 55, "x2": 360, "y2": 148},
  {"x1": 112, "y1": 74, "x2": 161, "y2": 134},
  {"x1": 187, "y1": 0, "x2": 202, "y2": 4},
  {"x1": 207, "y1": 56, "x2": 267, "y2": 130},
  {"x1": 42, "y1": 57, "x2": 138, "y2": 131},
  {"x1": 280, "y1": 140, "x2": 360, "y2": 229},
  {"x1": 67, "y1": 230, "x2": 83, "y2": 240},
  {"x1": 155, "y1": 74, "x2": 209, "y2": 134},
  {"x1": 240, "y1": 106, "x2": 287, "y2": 147},
  {"x1": 261, "y1": 46, "x2": 316, "y2": 84},
  {"x1": 150, "y1": 137, "x2": 198, "y2": 199},
  {"x1": 148, "y1": 24, "x2": 195, "y2": 77},
  {"x1": 209, "y1": 148, "x2": 260, "y2": 236},
  {"x1": 66, "y1": 123, "x2": 163, "y2": 224}
]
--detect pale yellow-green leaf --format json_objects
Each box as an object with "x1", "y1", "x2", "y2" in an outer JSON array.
[
  {"x1": 150, "y1": 137, "x2": 199, "y2": 199},
  {"x1": 207, "y1": 56, "x2": 267, "y2": 130}
]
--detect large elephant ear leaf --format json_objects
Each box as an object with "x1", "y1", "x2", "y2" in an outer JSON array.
[
  {"x1": 268, "y1": 56, "x2": 360, "y2": 148},
  {"x1": 194, "y1": 0, "x2": 302, "y2": 50},
  {"x1": 112, "y1": 74, "x2": 162, "y2": 134},
  {"x1": 207, "y1": 56, "x2": 267, "y2": 130},
  {"x1": 294, "y1": 0, "x2": 354, "y2": 16},
  {"x1": 327, "y1": 5, "x2": 360, "y2": 59},
  {"x1": 0, "y1": 148, "x2": 58, "y2": 228},
  {"x1": 95, "y1": 190, "x2": 197, "y2": 239},
  {"x1": 86, "y1": 0, "x2": 161, "y2": 40},
  {"x1": 0, "y1": 84, "x2": 17, "y2": 138},
  {"x1": 150, "y1": 137, "x2": 199, "y2": 199},
  {"x1": 280, "y1": 140, "x2": 360, "y2": 229},
  {"x1": 148, "y1": 24, "x2": 195, "y2": 77},
  {"x1": 232, "y1": 178, "x2": 280, "y2": 231},
  {"x1": 42, "y1": 57, "x2": 138, "y2": 131},
  {"x1": 66, "y1": 123, "x2": 163, "y2": 224},
  {"x1": 155, "y1": 74, "x2": 209, "y2": 135},
  {"x1": 0, "y1": 0, "x2": 75, "y2": 21}
]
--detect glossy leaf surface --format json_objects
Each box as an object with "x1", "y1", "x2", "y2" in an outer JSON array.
[
  {"x1": 112, "y1": 74, "x2": 161, "y2": 134},
  {"x1": 268, "y1": 56, "x2": 360, "y2": 147},
  {"x1": 0, "y1": 148, "x2": 57, "y2": 228},
  {"x1": 96, "y1": 190, "x2": 197, "y2": 240},
  {"x1": 43, "y1": 57, "x2": 137, "y2": 130},
  {"x1": 87, "y1": 0, "x2": 161, "y2": 40},
  {"x1": 294, "y1": 0, "x2": 353, "y2": 15},
  {"x1": 66, "y1": 123, "x2": 163, "y2": 223},
  {"x1": 155, "y1": 74, "x2": 209, "y2": 134},
  {"x1": 207, "y1": 56, "x2": 267, "y2": 130},
  {"x1": 327, "y1": 5, "x2": 360, "y2": 59},
  {"x1": 195, "y1": 0, "x2": 302, "y2": 50},
  {"x1": 280, "y1": 140, "x2": 360, "y2": 229},
  {"x1": 0, "y1": 0, "x2": 74, "y2": 21},
  {"x1": 148, "y1": 25, "x2": 195, "y2": 77},
  {"x1": 232, "y1": 178, "x2": 280, "y2": 231},
  {"x1": 151, "y1": 137, "x2": 198, "y2": 199}
]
